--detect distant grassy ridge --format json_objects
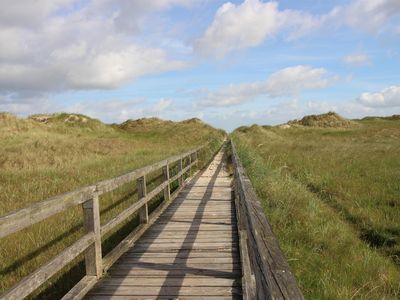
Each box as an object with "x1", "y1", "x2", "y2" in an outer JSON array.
[
  {"x1": 0, "y1": 112, "x2": 226, "y2": 298},
  {"x1": 232, "y1": 114, "x2": 400, "y2": 299}
]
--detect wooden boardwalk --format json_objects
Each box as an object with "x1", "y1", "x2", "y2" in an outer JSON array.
[
  {"x1": 86, "y1": 148, "x2": 242, "y2": 299},
  {"x1": 1, "y1": 142, "x2": 303, "y2": 299}
]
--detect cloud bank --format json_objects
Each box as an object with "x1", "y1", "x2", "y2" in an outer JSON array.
[
  {"x1": 358, "y1": 86, "x2": 400, "y2": 107},
  {"x1": 198, "y1": 65, "x2": 335, "y2": 107}
]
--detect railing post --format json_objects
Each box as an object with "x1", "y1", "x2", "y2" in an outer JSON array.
[
  {"x1": 189, "y1": 154, "x2": 192, "y2": 177},
  {"x1": 195, "y1": 150, "x2": 199, "y2": 170},
  {"x1": 137, "y1": 176, "x2": 148, "y2": 223},
  {"x1": 82, "y1": 194, "x2": 102, "y2": 278},
  {"x1": 178, "y1": 158, "x2": 184, "y2": 187},
  {"x1": 163, "y1": 164, "x2": 170, "y2": 202}
]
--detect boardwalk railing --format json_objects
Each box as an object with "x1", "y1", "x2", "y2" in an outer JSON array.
[
  {"x1": 230, "y1": 140, "x2": 304, "y2": 300},
  {"x1": 0, "y1": 145, "x2": 205, "y2": 300}
]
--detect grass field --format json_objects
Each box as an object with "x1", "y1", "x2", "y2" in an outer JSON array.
[
  {"x1": 0, "y1": 112, "x2": 225, "y2": 299},
  {"x1": 232, "y1": 115, "x2": 400, "y2": 299}
]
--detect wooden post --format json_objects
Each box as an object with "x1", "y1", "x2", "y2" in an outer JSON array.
[
  {"x1": 195, "y1": 150, "x2": 199, "y2": 170},
  {"x1": 178, "y1": 158, "x2": 184, "y2": 187},
  {"x1": 163, "y1": 164, "x2": 170, "y2": 202},
  {"x1": 189, "y1": 154, "x2": 192, "y2": 177},
  {"x1": 137, "y1": 176, "x2": 148, "y2": 224},
  {"x1": 82, "y1": 194, "x2": 102, "y2": 278}
]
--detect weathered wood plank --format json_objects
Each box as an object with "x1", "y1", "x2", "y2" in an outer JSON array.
[
  {"x1": 62, "y1": 276, "x2": 97, "y2": 300},
  {"x1": 162, "y1": 164, "x2": 170, "y2": 202},
  {"x1": 117, "y1": 257, "x2": 239, "y2": 264},
  {"x1": 93, "y1": 277, "x2": 240, "y2": 287},
  {"x1": 108, "y1": 269, "x2": 241, "y2": 277},
  {"x1": 86, "y1": 296, "x2": 241, "y2": 300},
  {"x1": 88, "y1": 286, "x2": 242, "y2": 296},
  {"x1": 137, "y1": 176, "x2": 148, "y2": 224},
  {"x1": 0, "y1": 185, "x2": 95, "y2": 239},
  {"x1": 231, "y1": 140, "x2": 303, "y2": 300},
  {"x1": 121, "y1": 251, "x2": 240, "y2": 259},
  {"x1": 82, "y1": 195, "x2": 102, "y2": 278}
]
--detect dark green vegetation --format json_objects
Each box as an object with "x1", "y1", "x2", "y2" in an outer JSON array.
[
  {"x1": 232, "y1": 114, "x2": 400, "y2": 299},
  {"x1": 0, "y1": 112, "x2": 225, "y2": 298}
]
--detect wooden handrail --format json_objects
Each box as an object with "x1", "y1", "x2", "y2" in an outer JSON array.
[
  {"x1": 0, "y1": 144, "x2": 205, "y2": 300},
  {"x1": 230, "y1": 140, "x2": 304, "y2": 300}
]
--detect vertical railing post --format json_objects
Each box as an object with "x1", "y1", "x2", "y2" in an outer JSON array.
[
  {"x1": 163, "y1": 164, "x2": 170, "y2": 202},
  {"x1": 195, "y1": 150, "x2": 199, "y2": 170},
  {"x1": 137, "y1": 176, "x2": 148, "y2": 224},
  {"x1": 178, "y1": 158, "x2": 184, "y2": 187},
  {"x1": 189, "y1": 154, "x2": 192, "y2": 177},
  {"x1": 82, "y1": 193, "x2": 102, "y2": 278}
]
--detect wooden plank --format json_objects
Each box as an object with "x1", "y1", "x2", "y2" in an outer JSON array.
[
  {"x1": 0, "y1": 185, "x2": 95, "y2": 239},
  {"x1": 178, "y1": 158, "x2": 184, "y2": 187},
  {"x1": 92, "y1": 277, "x2": 240, "y2": 287},
  {"x1": 137, "y1": 176, "x2": 148, "y2": 224},
  {"x1": 109, "y1": 269, "x2": 241, "y2": 277},
  {"x1": 1, "y1": 233, "x2": 94, "y2": 300},
  {"x1": 230, "y1": 139, "x2": 303, "y2": 300},
  {"x1": 125, "y1": 243, "x2": 238, "y2": 251},
  {"x1": 82, "y1": 195, "x2": 102, "y2": 278},
  {"x1": 122, "y1": 252, "x2": 240, "y2": 259},
  {"x1": 86, "y1": 295, "x2": 241, "y2": 300},
  {"x1": 111, "y1": 262, "x2": 241, "y2": 270},
  {"x1": 62, "y1": 276, "x2": 97, "y2": 300},
  {"x1": 117, "y1": 257, "x2": 239, "y2": 264},
  {"x1": 88, "y1": 286, "x2": 242, "y2": 296},
  {"x1": 137, "y1": 239, "x2": 236, "y2": 244},
  {"x1": 127, "y1": 245, "x2": 238, "y2": 253},
  {"x1": 162, "y1": 164, "x2": 170, "y2": 202}
]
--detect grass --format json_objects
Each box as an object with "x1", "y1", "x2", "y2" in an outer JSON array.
[
  {"x1": 232, "y1": 117, "x2": 400, "y2": 299},
  {"x1": 0, "y1": 112, "x2": 225, "y2": 299}
]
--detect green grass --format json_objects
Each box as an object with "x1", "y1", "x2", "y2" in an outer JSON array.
[
  {"x1": 232, "y1": 118, "x2": 400, "y2": 299},
  {"x1": 0, "y1": 112, "x2": 225, "y2": 299}
]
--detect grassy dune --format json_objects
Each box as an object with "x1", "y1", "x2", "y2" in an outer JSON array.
[
  {"x1": 232, "y1": 116, "x2": 400, "y2": 299},
  {"x1": 0, "y1": 112, "x2": 225, "y2": 298}
]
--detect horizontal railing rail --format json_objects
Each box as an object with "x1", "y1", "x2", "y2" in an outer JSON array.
[
  {"x1": 230, "y1": 140, "x2": 304, "y2": 300},
  {"x1": 0, "y1": 145, "x2": 206, "y2": 300}
]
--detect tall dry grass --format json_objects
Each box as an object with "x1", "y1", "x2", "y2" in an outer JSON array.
[{"x1": 232, "y1": 117, "x2": 400, "y2": 299}]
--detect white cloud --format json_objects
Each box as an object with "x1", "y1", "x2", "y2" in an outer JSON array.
[
  {"x1": 195, "y1": 0, "x2": 400, "y2": 57},
  {"x1": 194, "y1": 0, "x2": 325, "y2": 57},
  {"x1": 0, "y1": 0, "x2": 190, "y2": 97},
  {"x1": 195, "y1": 1, "x2": 282, "y2": 57},
  {"x1": 358, "y1": 86, "x2": 400, "y2": 107},
  {"x1": 265, "y1": 65, "x2": 333, "y2": 97},
  {"x1": 343, "y1": 54, "x2": 371, "y2": 66},
  {"x1": 339, "y1": 0, "x2": 400, "y2": 33},
  {"x1": 198, "y1": 65, "x2": 335, "y2": 107}
]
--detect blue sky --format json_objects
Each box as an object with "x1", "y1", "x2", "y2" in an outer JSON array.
[{"x1": 0, "y1": 0, "x2": 399, "y2": 131}]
